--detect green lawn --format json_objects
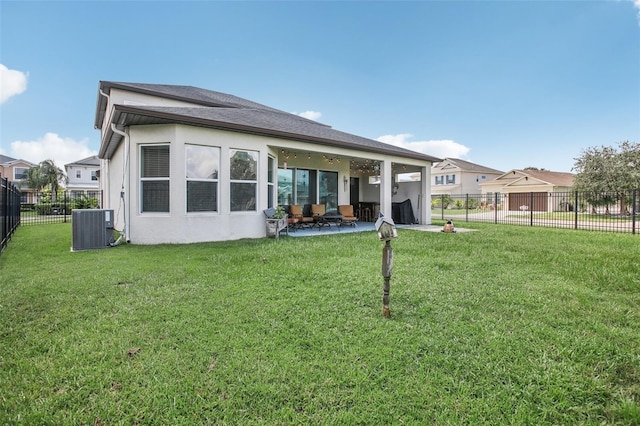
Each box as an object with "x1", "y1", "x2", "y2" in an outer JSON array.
[{"x1": 1, "y1": 223, "x2": 639, "y2": 425}]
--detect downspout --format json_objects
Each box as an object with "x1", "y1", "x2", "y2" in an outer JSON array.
[
  {"x1": 98, "y1": 89, "x2": 111, "y2": 209},
  {"x1": 110, "y1": 123, "x2": 130, "y2": 243}
]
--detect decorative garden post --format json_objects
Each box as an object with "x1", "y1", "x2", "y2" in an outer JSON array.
[{"x1": 375, "y1": 213, "x2": 398, "y2": 318}]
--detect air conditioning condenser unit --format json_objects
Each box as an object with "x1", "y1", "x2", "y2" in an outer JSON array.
[{"x1": 72, "y1": 209, "x2": 115, "y2": 251}]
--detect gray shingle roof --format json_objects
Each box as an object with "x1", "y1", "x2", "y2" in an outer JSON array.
[
  {"x1": 0, "y1": 154, "x2": 17, "y2": 164},
  {"x1": 97, "y1": 81, "x2": 441, "y2": 163},
  {"x1": 436, "y1": 158, "x2": 504, "y2": 174},
  {"x1": 65, "y1": 155, "x2": 99, "y2": 167}
]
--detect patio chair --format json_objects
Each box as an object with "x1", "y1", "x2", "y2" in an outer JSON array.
[
  {"x1": 311, "y1": 204, "x2": 326, "y2": 227},
  {"x1": 289, "y1": 204, "x2": 314, "y2": 228},
  {"x1": 338, "y1": 204, "x2": 358, "y2": 227}
]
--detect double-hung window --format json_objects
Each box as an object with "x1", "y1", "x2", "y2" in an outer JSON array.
[
  {"x1": 140, "y1": 145, "x2": 170, "y2": 213},
  {"x1": 230, "y1": 149, "x2": 258, "y2": 212},
  {"x1": 186, "y1": 145, "x2": 219, "y2": 213},
  {"x1": 14, "y1": 167, "x2": 28, "y2": 180}
]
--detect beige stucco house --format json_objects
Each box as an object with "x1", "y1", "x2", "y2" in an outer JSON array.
[
  {"x1": 480, "y1": 169, "x2": 575, "y2": 212},
  {"x1": 431, "y1": 158, "x2": 503, "y2": 196},
  {"x1": 0, "y1": 155, "x2": 36, "y2": 203},
  {"x1": 94, "y1": 81, "x2": 441, "y2": 244}
]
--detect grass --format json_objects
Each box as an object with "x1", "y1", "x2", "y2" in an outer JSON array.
[{"x1": 1, "y1": 223, "x2": 639, "y2": 425}]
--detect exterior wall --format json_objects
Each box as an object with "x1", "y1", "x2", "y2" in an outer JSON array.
[
  {"x1": 118, "y1": 124, "x2": 363, "y2": 244},
  {"x1": 432, "y1": 168, "x2": 501, "y2": 195},
  {"x1": 103, "y1": 121, "x2": 436, "y2": 244},
  {"x1": 0, "y1": 162, "x2": 30, "y2": 185},
  {"x1": 102, "y1": 138, "x2": 127, "y2": 233},
  {"x1": 431, "y1": 168, "x2": 459, "y2": 195}
]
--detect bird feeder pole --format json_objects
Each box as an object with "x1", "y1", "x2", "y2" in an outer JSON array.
[{"x1": 375, "y1": 213, "x2": 398, "y2": 318}]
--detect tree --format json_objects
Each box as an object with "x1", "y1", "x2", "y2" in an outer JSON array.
[
  {"x1": 573, "y1": 141, "x2": 640, "y2": 214},
  {"x1": 25, "y1": 166, "x2": 46, "y2": 191},
  {"x1": 28, "y1": 160, "x2": 67, "y2": 201}
]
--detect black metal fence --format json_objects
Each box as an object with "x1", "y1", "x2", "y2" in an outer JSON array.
[
  {"x1": 20, "y1": 190, "x2": 103, "y2": 226},
  {"x1": 432, "y1": 190, "x2": 639, "y2": 234},
  {"x1": 1, "y1": 177, "x2": 21, "y2": 255}
]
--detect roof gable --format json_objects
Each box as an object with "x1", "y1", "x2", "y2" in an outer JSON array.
[
  {"x1": 65, "y1": 155, "x2": 100, "y2": 167},
  {"x1": 433, "y1": 158, "x2": 503, "y2": 174},
  {"x1": 490, "y1": 169, "x2": 574, "y2": 187},
  {"x1": 0, "y1": 155, "x2": 35, "y2": 168}
]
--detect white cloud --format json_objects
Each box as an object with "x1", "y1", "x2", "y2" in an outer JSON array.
[
  {"x1": 0, "y1": 64, "x2": 28, "y2": 104},
  {"x1": 376, "y1": 133, "x2": 470, "y2": 159},
  {"x1": 10, "y1": 133, "x2": 97, "y2": 172},
  {"x1": 293, "y1": 110, "x2": 322, "y2": 121},
  {"x1": 624, "y1": 0, "x2": 640, "y2": 24}
]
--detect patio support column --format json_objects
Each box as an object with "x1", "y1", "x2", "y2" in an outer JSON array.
[
  {"x1": 419, "y1": 165, "x2": 430, "y2": 225},
  {"x1": 379, "y1": 159, "x2": 393, "y2": 220}
]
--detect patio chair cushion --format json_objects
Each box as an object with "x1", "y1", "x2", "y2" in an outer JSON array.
[
  {"x1": 290, "y1": 204, "x2": 314, "y2": 223},
  {"x1": 338, "y1": 204, "x2": 358, "y2": 226},
  {"x1": 311, "y1": 204, "x2": 326, "y2": 216}
]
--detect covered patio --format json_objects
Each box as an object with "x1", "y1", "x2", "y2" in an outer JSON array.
[{"x1": 274, "y1": 148, "x2": 431, "y2": 228}]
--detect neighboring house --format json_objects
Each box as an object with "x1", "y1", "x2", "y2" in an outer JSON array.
[
  {"x1": 431, "y1": 158, "x2": 503, "y2": 196},
  {"x1": 94, "y1": 81, "x2": 441, "y2": 244},
  {"x1": 480, "y1": 169, "x2": 575, "y2": 212},
  {"x1": 64, "y1": 155, "x2": 101, "y2": 199},
  {"x1": 0, "y1": 154, "x2": 37, "y2": 203}
]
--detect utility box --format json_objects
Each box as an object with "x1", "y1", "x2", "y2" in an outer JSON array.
[{"x1": 72, "y1": 209, "x2": 114, "y2": 251}]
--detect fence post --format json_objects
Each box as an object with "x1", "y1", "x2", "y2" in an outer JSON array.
[
  {"x1": 530, "y1": 192, "x2": 534, "y2": 226},
  {"x1": 633, "y1": 189, "x2": 637, "y2": 235},
  {"x1": 465, "y1": 193, "x2": 469, "y2": 222},
  {"x1": 494, "y1": 192, "x2": 499, "y2": 224},
  {"x1": 574, "y1": 191, "x2": 579, "y2": 230},
  {"x1": 63, "y1": 191, "x2": 68, "y2": 223}
]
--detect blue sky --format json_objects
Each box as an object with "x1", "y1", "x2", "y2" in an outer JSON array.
[{"x1": 1, "y1": 0, "x2": 639, "y2": 174}]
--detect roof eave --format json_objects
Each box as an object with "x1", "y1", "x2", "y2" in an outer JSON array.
[{"x1": 99, "y1": 106, "x2": 441, "y2": 163}]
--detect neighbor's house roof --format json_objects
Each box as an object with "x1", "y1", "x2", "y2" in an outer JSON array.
[
  {"x1": 65, "y1": 155, "x2": 100, "y2": 168},
  {"x1": 515, "y1": 169, "x2": 575, "y2": 186},
  {"x1": 0, "y1": 154, "x2": 21, "y2": 165},
  {"x1": 0, "y1": 155, "x2": 35, "y2": 167},
  {"x1": 95, "y1": 81, "x2": 442, "y2": 163},
  {"x1": 0, "y1": 154, "x2": 16, "y2": 164},
  {"x1": 433, "y1": 158, "x2": 504, "y2": 174},
  {"x1": 482, "y1": 169, "x2": 575, "y2": 188}
]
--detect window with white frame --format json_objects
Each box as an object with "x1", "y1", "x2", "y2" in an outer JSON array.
[
  {"x1": 91, "y1": 171, "x2": 98, "y2": 181},
  {"x1": 186, "y1": 145, "x2": 219, "y2": 213},
  {"x1": 140, "y1": 145, "x2": 170, "y2": 212},
  {"x1": 267, "y1": 156, "x2": 275, "y2": 208},
  {"x1": 14, "y1": 167, "x2": 28, "y2": 180},
  {"x1": 230, "y1": 149, "x2": 258, "y2": 212},
  {"x1": 76, "y1": 170, "x2": 82, "y2": 179},
  {"x1": 446, "y1": 174, "x2": 456, "y2": 184}
]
